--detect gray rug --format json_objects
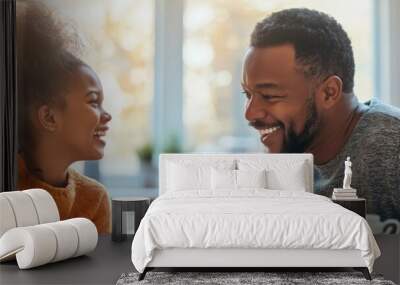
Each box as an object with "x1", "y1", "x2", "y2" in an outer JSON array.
[{"x1": 116, "y1": 271, "x2": 396, "y2": 285}]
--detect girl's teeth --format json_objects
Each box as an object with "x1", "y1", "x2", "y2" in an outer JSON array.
[{"x1": 94, "y1": 131, "x2": 106, "y2": 136}]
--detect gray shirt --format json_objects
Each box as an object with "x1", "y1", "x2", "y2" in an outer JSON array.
[{"x1": 314, "y1": 98, "x2": 400, "y2": 221}]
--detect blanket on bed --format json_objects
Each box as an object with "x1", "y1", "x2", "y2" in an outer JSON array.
[{"x1": 131, "y1": 190, "x2": 380, "y2": 273}]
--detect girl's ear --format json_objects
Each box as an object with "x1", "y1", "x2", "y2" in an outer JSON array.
[
  {"x1": 37, "y1": 105, "x2": 58, "y2": 132},
  {"x1": 314, "y1": 75, "x2": 343, "y2": 110}
]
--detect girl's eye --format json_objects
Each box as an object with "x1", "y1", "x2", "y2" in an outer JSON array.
[{"x1": 87, "y1": 91, "x2": 99, "y2": 101}]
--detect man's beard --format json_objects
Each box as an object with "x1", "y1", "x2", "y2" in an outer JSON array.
[{"x1": 281, "y1": 94, "x2": 320, "y2": 153}]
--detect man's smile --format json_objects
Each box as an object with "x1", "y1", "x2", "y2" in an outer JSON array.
[{"x1": 259, "y1": 125, "x2": 282, "y2": 142}]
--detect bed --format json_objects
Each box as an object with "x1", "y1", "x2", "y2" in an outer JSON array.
[{"x1": 131, "y1": 154, "x2": 380, "y2": 280}]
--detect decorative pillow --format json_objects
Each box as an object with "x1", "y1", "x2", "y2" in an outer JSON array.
[
  {"x1": 236, "y1": 169, "x2": 267, "y2": 189},
  {"x1": 167, "y1": 160, "x2": 235, "y2": 191},
  {"x1": 0, "y1": 190, "x2": 97, "y2": 270},
  {"x1": 0, "y1": 218, "x2": 97, "y2": 269},
  {"x1": 211, "y1": 168, "x2": 236, "y2": 190},
  {"x1": 238, "y1": 159, "x2": 308, "y2": 191},
  {"x1": 211, "y1": 169, "x2": 267, "y2": 190},
  {"x1": 167, "y1": 163, "x2": 208, "y2": 191},
  {"x1": 267, "y1": 166, "x2": 307, "y2": 191}
]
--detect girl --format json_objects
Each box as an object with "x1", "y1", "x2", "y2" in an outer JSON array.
[{"x1": 16, "y1": 1, "x2": 112, "y2": 233}]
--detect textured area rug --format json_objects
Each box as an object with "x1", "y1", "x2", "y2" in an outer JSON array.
[{"x1": 116, "y1": 271, "x2": 396, "y2": 285}]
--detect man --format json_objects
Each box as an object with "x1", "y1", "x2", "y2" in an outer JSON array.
[{"x1": 242, "y1": 8, "x2": 400, "y2": 232}]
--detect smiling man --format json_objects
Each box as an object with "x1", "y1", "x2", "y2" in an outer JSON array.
[{"x1": 242, "y1": 8, "x2": 400, "y2": 232}]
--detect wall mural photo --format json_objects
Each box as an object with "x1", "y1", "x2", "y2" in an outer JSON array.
[{"x1": 15, "y1": 0, "x2": 400, "y2": 236}]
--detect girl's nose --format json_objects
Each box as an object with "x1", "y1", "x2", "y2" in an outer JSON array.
[{"x1": 102, "y1": 111, "x2": 112, "y2": 122}]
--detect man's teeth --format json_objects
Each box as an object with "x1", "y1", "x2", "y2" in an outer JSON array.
[
  {"x1": 259, "y1": 126, "x2": 281, "y2": 136},
  {"x1": 94, "y1": 131, "x2": 106, "y2": 136}
]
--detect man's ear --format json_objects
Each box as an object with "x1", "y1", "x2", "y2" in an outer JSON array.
[
  {"x1": 37, "y1": 105, "x2": 58, "y2": 132},
  {"x1": 315, "y1": 75, "x2": 343, "y2": 109}
]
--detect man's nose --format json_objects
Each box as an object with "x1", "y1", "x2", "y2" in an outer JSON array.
[{"x1": 244, "y1": 94, "x2": 266, "y2": 122}]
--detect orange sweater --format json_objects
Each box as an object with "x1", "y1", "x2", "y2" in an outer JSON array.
[{"x1": 17, "y1": 157, "x2": 111, "y2": 234}]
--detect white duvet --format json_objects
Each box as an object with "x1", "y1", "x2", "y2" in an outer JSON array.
[{"x1": 131, "y1": 190, "x2": 380, "y2": 273}]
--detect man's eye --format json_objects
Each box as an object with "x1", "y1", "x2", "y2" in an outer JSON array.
[
  {"x1": 261, "y1": 94, "x2": 281, "y2": 101},
  {"x1": 241, "y1": 90, "x2": 251, "y2": 99},
  {"x1": 90, "y1": 101, "x2": 99, "y2": 107}
]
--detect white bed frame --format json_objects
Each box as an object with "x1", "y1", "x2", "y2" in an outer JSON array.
[{"x1": 140, "y1": 154, "x2": 370, "y2": 280}]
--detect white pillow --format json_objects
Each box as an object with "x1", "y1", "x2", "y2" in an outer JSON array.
[
  {"x1": 238, "y1": 159, "x2": 308, "y2": 191},
  {"x1": 167, "y1": 160, "x2": 235, "y2": 191},
  {"x1": 167, "y1": 163, "x2": 208, "y2": 191},
  {"x1": 236, "y1": 169, "x2": 267, "y2": 189},
  {"x1": 211, "y1": 169, "x2": 267, "y2": 190},
  {"x1": 211, "y1": 168, "x2": 236, "y2": 190},
  {"x1": 267, "y1": 166, "x2": 307, "y2": 191}
]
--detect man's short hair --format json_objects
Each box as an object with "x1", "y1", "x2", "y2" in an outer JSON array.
[{"x1": 251, "y1": 8, "x2": 355, "y2": 94}]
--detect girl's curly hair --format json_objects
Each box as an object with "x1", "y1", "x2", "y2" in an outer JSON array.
[{"x1": 16, "y1": 1, "x2": 85, "y2": 152}]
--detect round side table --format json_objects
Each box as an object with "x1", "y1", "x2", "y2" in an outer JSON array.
[{"x1": 111, "y1": 197, "x2": 151, "y2": 242}]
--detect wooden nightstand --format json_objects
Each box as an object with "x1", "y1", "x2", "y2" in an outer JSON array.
[{"x1": 332, "y1": 198, "x2": 366, "y2": 218}]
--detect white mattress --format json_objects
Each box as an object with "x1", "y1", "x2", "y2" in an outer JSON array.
[{"x1": 131, "y1": 190, "x2": 380, "y2": 273}]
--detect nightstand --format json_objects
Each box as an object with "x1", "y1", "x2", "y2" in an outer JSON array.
[
  {"x1": 332, "y1": 198, "x2": 366, "y2": 218},
  {"x1": 111, "y1": 197, "x2": 151, "y2": 242}
]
